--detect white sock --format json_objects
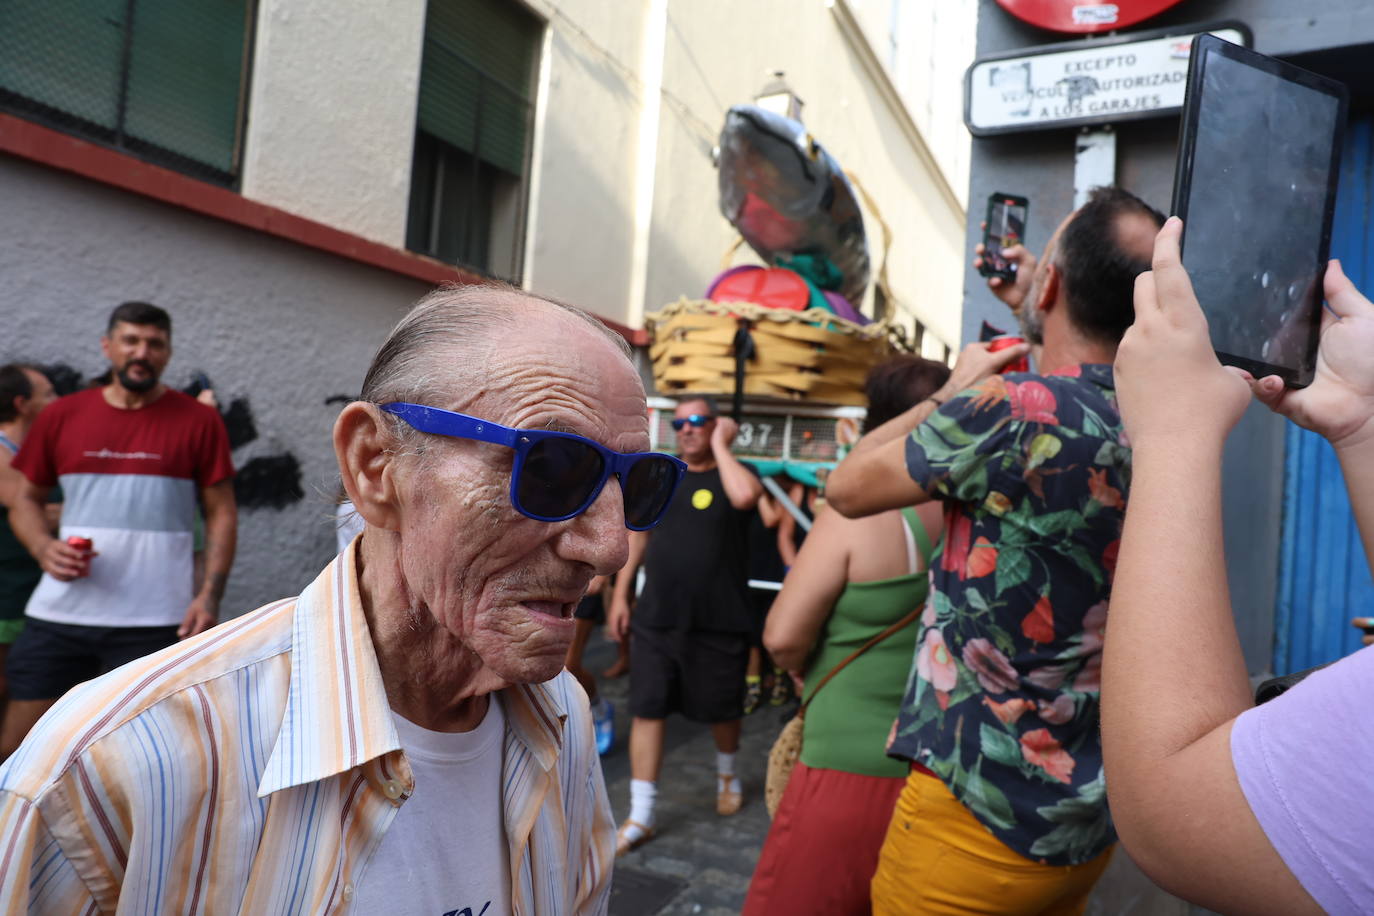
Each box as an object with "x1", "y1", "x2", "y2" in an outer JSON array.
[
  {"x1": 716, "y1": 751, "x2": 737, "y2": 792},
  {"x1": 627, "y1": 779, "x2": 657, "y2": 834}
]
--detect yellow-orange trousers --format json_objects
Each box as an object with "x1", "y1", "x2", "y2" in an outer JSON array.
[{"x1": 871, "y1": 769, "x2": 1114, "y2": 915}]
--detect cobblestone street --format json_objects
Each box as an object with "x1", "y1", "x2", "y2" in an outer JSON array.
[
  {"x1": 584, "y1": 633, "x2": 786, "y2": 915},
  {"x1": 584, "y1": 631, "x2": 1195, "y2": 916}
]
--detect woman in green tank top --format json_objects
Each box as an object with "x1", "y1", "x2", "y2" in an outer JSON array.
[{"x1": 743, "y1": 355, "x2": 950, "y2": 916}]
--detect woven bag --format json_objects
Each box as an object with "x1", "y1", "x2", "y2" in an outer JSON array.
[
  {"x1": 763, "y1": 607, "x2": 921, "y2": 819},
  {"x1": 764, "y1": 711, "x2": 806, "y2": 817}
]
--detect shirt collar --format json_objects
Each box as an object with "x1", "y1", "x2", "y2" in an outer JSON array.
[
  {"x1": 258, "y1": 538, "x2": 569, "y2": 797},
  {"x1": 1047, "y1": 363, "x2": 1115, "y2": 390}
]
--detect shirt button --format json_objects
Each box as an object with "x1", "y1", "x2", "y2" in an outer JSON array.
[
  {"x1": 382, "y1": 779, "x2": 403, "y2": 800},
  {"x1": 342, "y1": 883, "x2": 355, "y2": 900}
]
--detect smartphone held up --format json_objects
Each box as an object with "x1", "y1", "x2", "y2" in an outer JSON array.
[{"x1": 979, "y1": 193, "x2": 1029, "y2": 281}]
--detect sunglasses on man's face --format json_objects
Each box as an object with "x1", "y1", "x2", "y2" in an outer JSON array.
[
  {"x1": 671, "y1": 414, "x2": 715, "y2": 431},
  {"x1": 381, "y1": 403, "x2": 687, "y2": 531}
]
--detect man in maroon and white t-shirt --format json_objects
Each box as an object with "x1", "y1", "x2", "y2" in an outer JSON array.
[{"x1": 2, "y1": 302, "x2": 236, "y2": 756}]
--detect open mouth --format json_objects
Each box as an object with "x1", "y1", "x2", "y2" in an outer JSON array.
[{"x1": 525, "y1": 599, "x2": 575, "y2": 620}]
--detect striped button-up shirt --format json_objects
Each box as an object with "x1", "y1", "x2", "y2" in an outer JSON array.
[{"x1": 0, "y1": 542, "x2": 615, "y2": 914}]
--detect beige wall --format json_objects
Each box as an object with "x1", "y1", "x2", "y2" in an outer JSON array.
[
  {"x1": 240, "y1": 0, "x2": 426, "y2": 247},
  {"x1": 520, "y1": 0, "x2": 647, "y2": 319},
  {"x1": 847, "y1": 0, "x2": 978, "y2": 208}
]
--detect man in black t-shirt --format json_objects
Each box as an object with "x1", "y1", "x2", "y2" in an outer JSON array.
[{"x1": 607, "y1": 396, "x2": 763, "y2": 855}]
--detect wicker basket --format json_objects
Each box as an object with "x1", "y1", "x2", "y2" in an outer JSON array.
[{"x1": 645, "y1": 298, "x2": 896, "y2": 406}]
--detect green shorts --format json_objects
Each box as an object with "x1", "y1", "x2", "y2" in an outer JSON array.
[{"x1": 0, "y1": 617, "x2": 25, "y2": 645}]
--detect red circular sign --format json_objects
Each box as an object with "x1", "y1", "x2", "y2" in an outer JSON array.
[{"x1": 996, "y1": 0, "x2": 1185, "y2": 34}]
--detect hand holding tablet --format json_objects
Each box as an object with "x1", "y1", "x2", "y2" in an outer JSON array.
[{"x1": 1171, "y1": 34, "x2": 1349, "y2": 388}]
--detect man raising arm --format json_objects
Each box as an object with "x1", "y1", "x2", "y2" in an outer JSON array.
[
  {"x1": 829, "y1": 188, "x2": 1166, "y2": 915},
  {"x1": 606, "y1": 397, "x2": 762, "y2": 855}
]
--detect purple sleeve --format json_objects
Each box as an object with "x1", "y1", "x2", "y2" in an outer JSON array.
[{"x1": 1230, "y1": 645, "x2": 1374, "y2": 916}]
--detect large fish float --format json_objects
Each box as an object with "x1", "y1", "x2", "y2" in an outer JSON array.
[{"x1": 716, "y1": 104, "x2": 871, "y2": 308}]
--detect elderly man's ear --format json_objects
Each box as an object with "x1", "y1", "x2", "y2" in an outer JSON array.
[{"x1": 334, "y1": 402, "x2": 404, "y2": 532}]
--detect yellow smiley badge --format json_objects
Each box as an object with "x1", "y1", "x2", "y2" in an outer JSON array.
[{"x1": 691, "y1": 488, "x2": 714, "y2": 510}]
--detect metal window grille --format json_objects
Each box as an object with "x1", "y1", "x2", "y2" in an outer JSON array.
[
  {"x1": 0, "y1": 0, "x2": 255, "y2": 186},
  {"x1": 406, "y1": 0, "x2": 540, "y2": 282}
]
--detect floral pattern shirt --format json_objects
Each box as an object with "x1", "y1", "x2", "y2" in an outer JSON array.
[{"x1": 889, "y1": 364, "x2": 1128, "y2": 866}]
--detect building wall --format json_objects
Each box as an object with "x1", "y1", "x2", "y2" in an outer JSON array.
[
  {"x1": 239, "y1": 0, "x2": 427, "y2": 248},
  {"x1": 228, "y1": 0, "x2": 967, "y2": 350},
  {"x1": 0, "y1": 155, "x2": 429, "y2": 615},
  {"x1": 849, "y1": 0, "x2": 978, "y2": 209},
  {"x1": 519, "y1": 0, "x2": 646, "y2": 320}
]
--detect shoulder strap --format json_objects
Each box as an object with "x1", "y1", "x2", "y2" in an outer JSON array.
[
  {"x1": 799, "y1": 605, "x2": 921, "y2": 716},
  {"x1": 900, "y1": 507, "x2": 935, "y2": 570},
  {"x1": 898, "y1": 509, "x2": 918, "y2": 575}
]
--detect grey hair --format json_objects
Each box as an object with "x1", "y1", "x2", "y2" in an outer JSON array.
[
  {"x1": 362, "y1": 281, "x2": 631, "y2": 404},
  {"x1": 360, "y1": 281, "x2": 632, "y2": 450}
]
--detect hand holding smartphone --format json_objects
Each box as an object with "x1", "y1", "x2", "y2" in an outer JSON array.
[{"x1": 978, "y1": 193, "x2": 1029, "y2": 281}]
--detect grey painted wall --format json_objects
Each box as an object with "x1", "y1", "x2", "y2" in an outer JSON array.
[
  {"x1": 964, "y1": 0, "x2": 1374, "y2": 675},
  {"x1": 0, "y1": 155, "x2": 431, "y2": 617}
]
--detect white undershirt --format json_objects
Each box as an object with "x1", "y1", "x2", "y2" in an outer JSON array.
[{"x1": 355, "y1": 697, "x2": 510, "y2": 916}]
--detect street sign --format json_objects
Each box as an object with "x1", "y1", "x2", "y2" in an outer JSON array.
[
  {"x1": 965, "y1": 22, "x2": 1249, "y2": 137},
  {"x1": 995, "y1": 0, "x2": 1186, "y2": 34}
]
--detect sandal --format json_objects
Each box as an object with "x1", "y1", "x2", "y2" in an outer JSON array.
[
  {"x1": 743, "y1": 679, "x2": 762, "y2": 715},
  {"x1": 616, "y1": 818, "x2": 655, "y2": 856},
  {"x1": 716, "y1": 774, "x2": 742, "y2": 816}
]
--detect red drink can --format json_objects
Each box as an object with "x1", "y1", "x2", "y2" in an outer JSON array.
[
  {"x1": 66, "y1": 535, "x2": 93, "y2": 577},
  {"x1": 988, "y1": 335, "x2": 1029, "y2": 374}
]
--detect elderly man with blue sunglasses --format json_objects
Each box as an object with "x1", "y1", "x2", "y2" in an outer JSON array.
[{"x1": 0, "y1": 285, "x2": 672, "y2": 914}]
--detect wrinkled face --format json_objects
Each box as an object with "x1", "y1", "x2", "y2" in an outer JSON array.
[
  {"x1": 18, "y1": 369, "x2": 55, "y2": 421},
  {"x1": 673, "y1": 399, "x2": 716, "y2": 463},
  {"x1": 102, "y1": 321, "x2": 171, "y2": 393},
  {"x1": 392, "y1": 308, "x2": 645, "y2": 685}
]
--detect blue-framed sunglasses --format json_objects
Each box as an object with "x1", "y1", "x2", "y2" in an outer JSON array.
[
  {"x1": 382, "y1": 403, "x2": 687, "y2": 531},
  {"x1": 671, "y1": 414, "x2": 715, "y2": 431}
]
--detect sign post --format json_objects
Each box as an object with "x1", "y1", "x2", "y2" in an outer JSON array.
[{"x1": 1074, "y1": 128, "x2": 1116, "y2": 207}]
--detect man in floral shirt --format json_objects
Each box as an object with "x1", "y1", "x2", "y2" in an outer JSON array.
[{"x1": 829, "y1": 187, "x2": 1164, "y2": 914}]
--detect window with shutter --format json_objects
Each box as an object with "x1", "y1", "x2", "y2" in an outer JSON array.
[
  {"x1": 0, "y1": 0, "x2": 254, "y2": 186},
  {"x1": 406, "y1": 0, "x2": 542, "y2": 281}
]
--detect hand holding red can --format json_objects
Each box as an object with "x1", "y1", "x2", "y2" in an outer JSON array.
[
  {"x1": 65, "y1": 535, "x2": 94, "y2": 578},
  {"x1": 988, "y1": 335, "x2": 1029, "y2": 374}
]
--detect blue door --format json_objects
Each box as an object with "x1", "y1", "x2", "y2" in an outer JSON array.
[{"x1": 1274, "y1": 115, "x2": 1374, "y2": 675}]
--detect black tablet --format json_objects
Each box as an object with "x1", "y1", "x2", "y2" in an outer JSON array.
[{"x1": 1171, "y1": 34, "x2": 1348, "y2": 388}]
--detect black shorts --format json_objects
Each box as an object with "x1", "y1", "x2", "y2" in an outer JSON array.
[
  {"x1": 7, "y1": 617, "x2": 180, "y2": 701},
  {"x1": 574, "y1": 593, "x2": 604, "y2": 623},
  {"x1": 629, "y1": 625, "x2": 749, "y2": 724}
]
